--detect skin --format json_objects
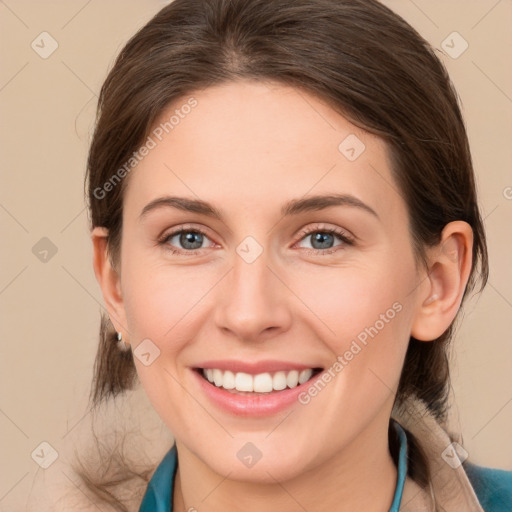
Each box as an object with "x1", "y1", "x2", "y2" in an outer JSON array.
[{"x1": 92, "y1": 79, "x2": 473, "y2": 512}]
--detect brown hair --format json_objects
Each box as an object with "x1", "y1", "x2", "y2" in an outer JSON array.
[{"x1": 81, "y1": 0, "x2": 488, "y2": 507}]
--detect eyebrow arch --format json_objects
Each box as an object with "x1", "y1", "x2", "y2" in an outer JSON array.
[
  {"x1": 138, "y1": 193, "x2": 379, "y2": 222},
  {"x1": 139, "y1": 196, "x2": 224, "y2": 221},
  {"x1": 282, "y1": 193, "x2": 379, "y2": 219}
]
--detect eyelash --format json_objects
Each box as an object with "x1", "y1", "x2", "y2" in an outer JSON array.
[
  {"x1": 295, "y1": 225, "x2": 354, "y2": 255},
  {"x1": 157, "y1": 224, "x2": 354, "y2": 256}
]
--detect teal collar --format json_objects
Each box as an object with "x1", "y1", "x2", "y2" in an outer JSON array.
[{"x1": 139, "y1": 421, "x2": 408, "y2": 511}]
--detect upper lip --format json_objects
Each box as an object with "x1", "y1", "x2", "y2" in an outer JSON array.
[{"x1": 193, "y1": 360, "x2": 323, "y2": 375}]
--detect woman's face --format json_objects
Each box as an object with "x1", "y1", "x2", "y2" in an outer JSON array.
[{"x1": 115, "y1": 80, "x2": 426, "y2": 481}]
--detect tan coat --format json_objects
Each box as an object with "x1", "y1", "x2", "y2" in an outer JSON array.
[
  {"x1": 392, "y1": 395, "x2": 486, "y2": 511},
  {"x1": 23, "y1": 390, "x2": 498, "y2": 511}
]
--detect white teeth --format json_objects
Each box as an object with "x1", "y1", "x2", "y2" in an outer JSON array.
[
  {"x1": 201, "y1": 368, "x2": 317, "y2": 392},
  {"x1": 299, "y1": 369, "x2": 313, "y2": 384},
  {"x1": 272, "y1": 371, "x2": 287, "y2": 391},
  {"x1": 222, "y1": 370, "x2": 236, "y2": 389},
  {"x1": 286, "y1": 370, "x2": 299, "y2": 388},
  {"x1": 254, "y1": 373, "x2": 273, "y2": 393},
  {"x1": 213, "y1": 369, "x2": 223, "y2": 387},
  {"x1": 235, "y1": 372, "x2": 253, "y2": 392}
]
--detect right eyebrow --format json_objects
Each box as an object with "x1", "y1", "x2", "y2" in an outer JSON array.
[{"x1": 139, "y1": 196, "x2": 225, "y2": 222}]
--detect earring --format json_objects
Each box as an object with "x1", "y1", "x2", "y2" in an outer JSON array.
[{"x1": 116, "y1": 331, "x2": 131, "y2": 351}]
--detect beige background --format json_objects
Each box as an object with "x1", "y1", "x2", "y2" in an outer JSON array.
[{"x1": 1, "y1": 0, "x2": 511, "y2": 509}]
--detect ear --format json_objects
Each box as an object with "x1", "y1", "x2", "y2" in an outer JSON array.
[
  {"x1": 411, "y1": 221, "x2": 473, "y2": 342},
  {"x1": 91, "y1": 227, "x2": 129, "y2": 342}
]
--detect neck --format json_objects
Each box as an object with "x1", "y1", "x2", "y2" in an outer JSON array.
[{"x1": 172, "y1": 417, "x2": 399, "y2": 512}]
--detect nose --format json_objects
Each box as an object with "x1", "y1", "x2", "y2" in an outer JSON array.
[{"x1": 214, "y1": 248, "x2": 292, "y2": 343}]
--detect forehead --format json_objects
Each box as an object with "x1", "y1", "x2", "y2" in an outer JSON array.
[{"x1": 123, "y1": 80, "x2": 404, "y2": 223}]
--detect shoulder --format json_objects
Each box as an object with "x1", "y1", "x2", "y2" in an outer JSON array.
[{"x1": 464, "y1": 461, "x2": 512, "y2": 512}]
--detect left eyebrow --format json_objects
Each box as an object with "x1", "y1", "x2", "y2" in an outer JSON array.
[
  {"x1": 281, "y1": 193, "x2": 379, "y2": 219},
  {"x1": 138, "y1": 193, "x2": 379, "y2": 222}
]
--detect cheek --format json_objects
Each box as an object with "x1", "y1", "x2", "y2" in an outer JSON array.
[
  {"x1": 120, "y1": 237, "x2": 177, "y2": 338},
  {"x1": 120, "y1": 251, "x2": 218, "y2": 350},
  {"x1": 120, "y1": 261, "x2": 197, "y2": 423},
  {"x1": 122, "y1": 272, "x2": 190, "y2": 348},
  {"x1": 292, "y1": 258, "x2": 415, "y2": 367}
]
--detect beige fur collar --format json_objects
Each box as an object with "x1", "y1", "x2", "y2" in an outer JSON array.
[
  {"x1": 392, "y1": 395, "x2": 484, "y2": 511},
  {"x1": 24, "y1": 390, "x2": 485, "y2": 511}
]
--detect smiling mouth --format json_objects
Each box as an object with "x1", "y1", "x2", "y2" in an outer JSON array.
[{"x1": 194, "y1": 367, "x2": 323, "y2": 394}]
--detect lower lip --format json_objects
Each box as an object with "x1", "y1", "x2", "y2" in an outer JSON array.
[{"x1": 191, "y1": 369, "x2": 322, "y2": 417}]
